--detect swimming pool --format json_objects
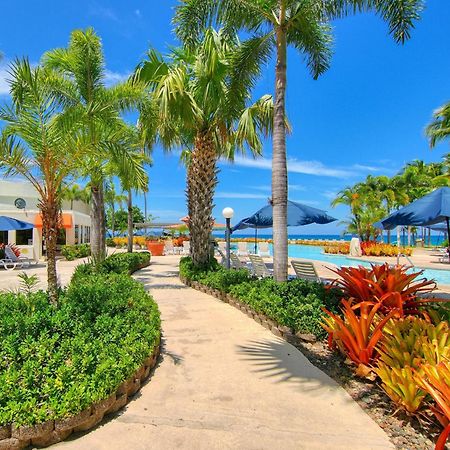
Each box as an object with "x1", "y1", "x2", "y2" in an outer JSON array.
[{"x1": 234, "y1": 243, "x2": 450, "y2": 287}]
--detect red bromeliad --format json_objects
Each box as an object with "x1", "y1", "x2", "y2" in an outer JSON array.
[{"x1": 328, "y1": 264, "x2": 436, "y2": 316}]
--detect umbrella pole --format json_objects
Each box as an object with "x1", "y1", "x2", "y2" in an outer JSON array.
[
  {"x1": 254, "y1": 228, "x2": 258, "y2": 254},
  {"x1": 446, "y1": 217, "x2": 450, "y2": 256}
]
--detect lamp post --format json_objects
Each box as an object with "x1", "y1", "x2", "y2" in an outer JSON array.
[{"x1": 222, "y1": 207, "x2": 234, "y2": 269}]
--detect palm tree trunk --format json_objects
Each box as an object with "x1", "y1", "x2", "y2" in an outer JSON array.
[
  {"x1": 127, "y1": 190, "x2": 133, "y2": 253},
  {"x1": 188, "y1": 132, "x2": 217, "y2": 267},
  {"x1": 272, "y1": 11, "x2": 288, "y2": 282},
  {"x1": 90, "y1": 182, "x2": 106, "y2": 261},
  {"x1": 40, "y1": 198, "x2": 60, "y2": 305}
]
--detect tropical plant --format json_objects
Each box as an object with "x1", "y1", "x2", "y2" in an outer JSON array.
[
  {"x1": 375, "y1": 317, "x2": 450, "y2": 414},
  {"x1": 175, "y1": 0, "x2": 423, "y2": 281},
  {"x1": 328, "y1": 264, "x2": 436, "y2": 317},
  {"x1": 427, "y1": 101, "x2": 450, "y2": 150},
  {"x1": 415, "y1": 361, "x2": 450, "y2": 450},
  {"x1": 135, "y1": 28, "x2": 273, "y2": 266},
  {"x1": 322, "y1": 300, "x2": 396, "y2": 377},
  {"x1": 42, "y1": 28, "x2": 147, "y2": 261},
  {"x1": 0, "y1": 59, "x2": 77, "y2": 304},
  {"x1": 61, "y1": 183, "x2": 89, "y2": 209}
]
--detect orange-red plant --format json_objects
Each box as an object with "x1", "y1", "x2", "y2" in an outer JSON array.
[
  {"x1": 328, "y1": 264, "x2": 436, "y2": 316},
  {"x1": 322, "y1": 300, "x2": 397, "y2": 377},
  {"x1": 415, "y1": 361, "x2": 450, "y2": 450}
]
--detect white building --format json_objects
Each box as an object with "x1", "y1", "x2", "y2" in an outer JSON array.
[{"x1": 0, "y1": 180, "x2": 91, "y2": 261}]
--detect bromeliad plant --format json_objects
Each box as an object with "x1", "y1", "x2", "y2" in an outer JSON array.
[
  {"x1": 328, "y1": 264, "x2": 436, "y2": 317},
  {"x1": 322, "y1": 300, "x2": 397, "y2": 377},
  {"x1": 375, "y1": 317, "x2": 450, "y2": 415},
  {"x1": 415, "y1": 361, "x2": 450, "y2": 450}
]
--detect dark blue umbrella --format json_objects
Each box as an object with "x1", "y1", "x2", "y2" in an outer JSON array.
[
  {"x1": 232, "y1": 200, "x2": 337, "y2": 252},
  {"x1": 378, "y1": 187, "x2": 450, "y2": 252},
  {"x1": 0, "y1": 216, "x2": 34, "y2": 232}
]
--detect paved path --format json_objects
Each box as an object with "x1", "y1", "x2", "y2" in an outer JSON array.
[{"x1": 55, "y1": 255, "x2": 392, "y2": 449}]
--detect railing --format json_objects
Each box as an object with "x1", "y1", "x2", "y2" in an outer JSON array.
[{"x1": 396, "y1": 252, "x2": 415, "y2": 267}]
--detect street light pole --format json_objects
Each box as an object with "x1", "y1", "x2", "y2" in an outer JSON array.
[{"x1": 222, "y1": 207, "x2": 234, "y2": 269}]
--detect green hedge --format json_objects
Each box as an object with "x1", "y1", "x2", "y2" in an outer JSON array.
[
  {"x1": 61, "y1": 243, "x2": 91, "y2": 261},
  {"x1": 72, "y1": 251, "x2": 151, "y2": 282},
  {"x1": 0, "y1": 251, "x2": 159, "y2": 427},
  {"x1": 180, "y1": 257, "x2": 341, "y2": 339}
]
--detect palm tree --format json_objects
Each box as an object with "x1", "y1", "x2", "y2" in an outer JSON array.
[
  {"x1": 62, "y1": 183, "x2": 89, "y2": 209},
  {"x1": 0, "y1": 60, "x2": 77, "y2": 304},
  {"x1": 427, "y1": 101, "x2": 450, "y2": 148},
  {"x1": 135, "y1": 28, "x2": 273, "y2": 266},
  {"x1": 332, "y1": 185, "x2": 365, "y2": 240},
  {"x1": 42, "y1": 28, "x2": 147, "y2": 261},
  {"x1": 175, "y1": 0, "x2": 422, "y2": 280}
]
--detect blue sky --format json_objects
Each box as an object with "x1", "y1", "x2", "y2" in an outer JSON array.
[{"x1": 0, "y1": 1, "x2": 449, "y2": 234}]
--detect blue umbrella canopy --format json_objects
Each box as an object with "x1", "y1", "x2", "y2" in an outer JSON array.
[
  {"x1": 0, "y1": 216, "x2": 34, "y2": 232},
  {"x1": 379, "y1": 187, "x2": 450, "y2": 230},
  {"x1": 232, "y1": 200, "x2": 337, "y2": 232}
]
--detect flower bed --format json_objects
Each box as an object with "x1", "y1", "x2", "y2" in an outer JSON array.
[{"x1": 0, "y1": 253, "x2": 159, "y2": 448}]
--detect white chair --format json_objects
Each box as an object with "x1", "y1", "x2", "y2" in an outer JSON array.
[
  {"x1": 248, "y1": 254, "x2": 272, "y2": 278},
  {"x1": 291, "y1": 260, "x2": 330, "y2": 284},
  {"x1": 4, "y1": 245, "x2": 34, "y2": 267},
  {"x1": 182, "y1": 241, "x2": 191, "y2": 255},
  {"x1": 0, "y1": 256, "x2": 22, "y2": 271},
  {"x1": 218, "y1": 241, "x2": 227, "y2": 253},
  {"x1": 258, "y1": 241, "x2": 271, "y2": 257},
  {"x1": 164, "y1": 240, "x2": 175, "y2": 255},
  {"x1": 230, "y1": 252, "x2": 251, "y2": 271},
  {"x1": 237, "y1": 242, "x2": 249, "y2": 257}
]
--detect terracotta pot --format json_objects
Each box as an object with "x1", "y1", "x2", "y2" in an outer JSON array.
[{"x1": 146, "y1": 242, "x2": 165, "y2": 256}]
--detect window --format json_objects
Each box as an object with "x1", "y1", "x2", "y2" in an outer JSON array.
[
  {"x1": 16, "y1": 229, "x2": 33, "y2": 245},
  {"x1": 0, "y1": 231, "x2": 7, "y2": 245},
  {"x1": 74, "y1": 225, "x2": 79, "y2": 244}
]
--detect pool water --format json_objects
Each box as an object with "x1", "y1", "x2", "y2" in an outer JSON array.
[{"x1": 233, "y1": 243, "x2": 450, "y2": 287}]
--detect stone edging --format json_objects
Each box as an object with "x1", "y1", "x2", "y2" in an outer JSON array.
[
  {"x1": 0, "y1": 340, "x2": 161, "y2": 450},
  {"x1": 180, "y1": 276, "x2": 317, "y2": 344}
]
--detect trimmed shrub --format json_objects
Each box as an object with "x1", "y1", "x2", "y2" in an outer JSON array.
[
  {"x1": 0, "y1": 273, "x2": 160, "y2": 427},
  {"x1": 179, "y1": 257, "x2": 341, "y2": 338},
  {"x1": 61, "y1": 243, "x2": 91, "y2": 261},
  {"x1": 72, "y1": 251, "x2": 151, "y2": 282}
]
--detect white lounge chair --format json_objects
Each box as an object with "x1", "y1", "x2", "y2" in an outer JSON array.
[
  {"x1": 230, "y1": 252, "x2": 251, "y2": 270},
  {"x1": 182, "y1": 241, "x2": 191, "y2": 255},
  {"x1": 291, "y1": 260, "x2": 327, "y2": 283},
  {"x1": 258, "y1": 241, "x2": 271, "y2": 257},
  {"x1": 164, "y1": 240, "x2": 175, "y2": 255},
  {"x1": 0, "y1": 256, "x2": 22, "y2": 271},
  {"x1": 4, "y1": 245, "x2": 35, "y2": 267},
  {"x1": 248, "y1": 254, "x2": 272, "y2": 278},
  {"x1": 237, "y1": 242, "x2": 249, "y2": 257}
]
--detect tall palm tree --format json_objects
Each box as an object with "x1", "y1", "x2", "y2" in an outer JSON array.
[
  {"x1": 135, "y1": 28, "x2": 273, "y2": 266},
  {"x1": 62, "y1": 183, "x2": 89, "y2": 209},
  {"x1": 42, "y1": 28, "x2": 147, "y2": 261},
  {"x1": 0, "y1": 60, "x2": 77, "y2": 304},
  {"x1": 175, "y1": 0, "x2": 422, "y2": 280}
]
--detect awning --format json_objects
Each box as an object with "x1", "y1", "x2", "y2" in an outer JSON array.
[{"x1": 34, "y1": 213, "x2": 73, "y2": 229}]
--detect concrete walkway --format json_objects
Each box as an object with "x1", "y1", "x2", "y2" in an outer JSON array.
[{"x1": 55, "y1": 255, "x2": 393, "y2": 450}]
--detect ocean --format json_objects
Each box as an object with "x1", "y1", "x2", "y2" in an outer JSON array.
[{"x1": 212, "y1": 233, "x2": 447, "y2": 246}]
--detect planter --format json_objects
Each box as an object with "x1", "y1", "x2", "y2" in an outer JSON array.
[{"x1": 146, "y1": 242, "x2": 165, "y2": 256}]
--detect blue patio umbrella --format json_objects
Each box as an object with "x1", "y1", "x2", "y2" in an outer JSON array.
[
  {"x1": 232, "y1": 200, "x2": 337, "y2": 253},
  {"x1": 0, "y1": 216, "x2": 34, "y2": 232},
  {"x1": 378, "y1": 187, "x2": 450, "y2": 252}
]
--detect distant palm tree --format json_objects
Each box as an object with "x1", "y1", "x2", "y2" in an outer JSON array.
[
  {"x1": 427, "y1": 101, "x2": 450, "y2": 149},
  {"x1": 62, "y1": 183, "x2": 88, "y2": 209},
  {"x1": 0, "y1": 60, "x2": 77, "y2": 304},
  {"x1": 135, "y1": 28, "x2": 273, "y2": 266},
  {"x1": 175, "y1": 0, "x2": 423, "y2": 280},
  {"x1": 42, "y1": 28, "x2": 147, "y2": 261}
]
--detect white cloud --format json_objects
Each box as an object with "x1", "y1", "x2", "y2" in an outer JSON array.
[
  {"x1": 289, "y1": 184, "x2": 307, "y2": 191},
  {"x1": 0, "y1": 63, "x2": 10, "y2": 95},
  {"x1": 148, "y1": 209, "x2": 186, "y2": 220},
  {"x1": 322, "y1": 190, "x2": 338, "y2": 200},
  {"x1": 104, "y1": 69, "x2": 131, "y2": 86},
  {"x1": 229, "y1": 156, "x2": 356, "y2": 178},
  {"x1": 351, "y1": 163, "x2": 381, "y2": 172},
  {"x1": 89, "y1": 4, "x2": 119, "y2": 22}
]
